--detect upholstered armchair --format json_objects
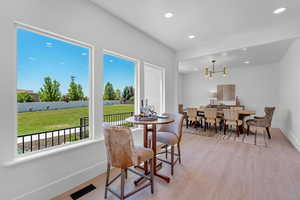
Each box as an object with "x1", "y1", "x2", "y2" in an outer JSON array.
[
  {"x1": 104, "y1": 126, "x2": 154, "y2": 200},
  {"x1": 223, "y1": 109, "x2": 243, "y2": 136},
  {"x1": 246, "y1": 107, "x2": 275, "y2": 139}
]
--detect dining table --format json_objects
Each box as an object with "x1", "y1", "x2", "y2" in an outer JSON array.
[
  {"x1": 184, "y1": 108, "x2": 256, "y2": 133},
  {"x1": 126, "y1": 116, "x2": 175, "y2": 183}
]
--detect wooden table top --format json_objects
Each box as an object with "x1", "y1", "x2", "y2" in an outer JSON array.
[
  {"x1": 196, "y1": 108, "x2": 256, "y2": 115},
  {"x1": 126, "y1": 116, "x2": 175, "y2": 125}
]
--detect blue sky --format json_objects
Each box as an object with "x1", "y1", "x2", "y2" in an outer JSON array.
[
  {"x1": 17, "y1": 28, "x2": 135, "y2": 96},
  {"x1": 103, "y1": 54, "x2": 135, "y2": 91}
]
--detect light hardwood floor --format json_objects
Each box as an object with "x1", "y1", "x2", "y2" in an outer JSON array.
[{"x1": 53, "y1": 128, "x2": 300, "y2": 200}]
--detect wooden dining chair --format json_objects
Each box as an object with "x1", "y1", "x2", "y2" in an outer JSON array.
[
  {"x1": 178, "y1": 104, "x2": 188, "y2": 127},
  {"x1": 223, "y1": 109, "x2": 243, "y2": 136},
  {"x1": 150, "y1": 113, "x2": 184, "y2": 176},
  {"x1": 104, "y1": 126, "x2": 154, "y2": 200},
  {"x1": 187, "y1": 108, "x2": 198, "y2": 128},
  {"x1": 204, "y1": 108, "x2": 220, "y2": 133}
]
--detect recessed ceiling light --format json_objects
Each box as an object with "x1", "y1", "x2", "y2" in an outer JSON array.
[
  {"x1": 273, "y1": 7, "x2": 286, "y2": 14},
  {"x1": 188, "y1": 35, "x2": 196, "y2": 39},
  {"x1": 164, "y1": 12, "x2": 174, "y2": 18},
  {"x1": 222, "y1": 52, "x2": 228, "y2": 56},
  {"x1": 242, "y1": 47, "x2": 247, "y2": 51},
  {"x1": 244, "y1": 61, "x2": 250, "y2": 64}
]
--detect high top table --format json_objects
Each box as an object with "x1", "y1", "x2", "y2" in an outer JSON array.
[{"x1": 126, "y1": 116, "x2": 175, "y2": 183}]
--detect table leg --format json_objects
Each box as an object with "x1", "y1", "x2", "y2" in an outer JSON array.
[
  {"x1": 135, "y1": 123, "x2": 171, "y2": 185},
  {"x1": 152, "y1": 124, "x2": 170, "y2": 183},
  {"x1": 143, "y1": 124, "x2": 148, "y2": 174}
]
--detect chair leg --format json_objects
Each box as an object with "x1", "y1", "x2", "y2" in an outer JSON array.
[
  {"x1": 104, "y1": 163, "x2": 111, "y2": 199},
  {"x1": 150, "y1": 159, "x2": 154, "y2": 194},
  {"x1": 247, "y1": 125, "x2": 250, "y2": 136},
  {"x1": 121, "y1": 169, "x2": 125, "y2": 200},
  {"x1": 186, "y1": 119, "x2": 189, "y2": 128},
  {"x1": 125, "y1": 168, "x2": 128, "y2": 179},
  {"x1": 266, "y1": 127, "x2": 271, "y2": 139},
  {"x1": 254, "y1": 130, "x2": 257, "y2": 145},
  {"x1": 177, "y1": 143, "x2": 182, "y2": 164},
  {"x1": 215, "y1": 120, "x2": 217, "y2": 133},
  {"x1": 171, "y1": 146, "x2": 175, "y2": 176},
  {"x1": 224, "y1": 123, "x2": 227, "y2": 135},
  {"x1": 204, "y1": 121, "x2": 207, "y2": 131},
  {"x1": 236, "y1": 124, "x2": 240, "y2": 137},
  {"x1": 165, "y1": 145, "x2": 168, "y2": 160}
]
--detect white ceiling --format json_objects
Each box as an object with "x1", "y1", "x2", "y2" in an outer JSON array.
[
  {"x1": 91, "y1": 0, "x2": 300, "y2": 56},
  {"x1": 179, "y1": 38, "x2": 295, "y2": 73}
]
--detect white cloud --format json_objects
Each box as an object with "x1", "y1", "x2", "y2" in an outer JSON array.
[
  {"x1": 81, "y1": 52, "x2": 87, "y2": 56},
  {"x1": 109, "y1": 59, "x2": 114, "y2": 63},
  {"x1": 46, "y1": 42, "x2": 53, "y2": 47}
]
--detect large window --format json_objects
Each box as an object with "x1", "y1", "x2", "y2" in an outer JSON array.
[
  {"x1": 16, "y1": 26, "x2": 92, "y2": 154},
  {"x1": 103, "y1": 52, "x2": 137, "y2": 126}
]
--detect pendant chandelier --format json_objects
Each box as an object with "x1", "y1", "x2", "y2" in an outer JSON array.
[{"x1": 204, "y1": 60, "x2": 228, "y2": 80}]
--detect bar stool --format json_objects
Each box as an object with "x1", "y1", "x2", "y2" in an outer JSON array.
[
  {"x1": 149, "y1": 113, "x2": 184, "y2": 176},
  {"x1": 104, "y1": 126, "x2": 154, "y2": 200}
]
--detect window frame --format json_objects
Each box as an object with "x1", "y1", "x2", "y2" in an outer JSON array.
[
  {"x1": 14, "y1": 22, "x2": 95, "y2": 157},
  {"x1": 103, "y1": 49, "x2": 140, "y2": 115}
]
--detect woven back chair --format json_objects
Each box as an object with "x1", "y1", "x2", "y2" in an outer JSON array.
[{"x1": 204, "y1": 108, "x2": 217, "y2": 120}]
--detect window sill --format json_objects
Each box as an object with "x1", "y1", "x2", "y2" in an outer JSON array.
[
  {"x1": 4, "y1": 127, "x2": 142, "y2": 167},
  {"x1": 4, "y1": 138, "x2": 103, "y2": 167}
]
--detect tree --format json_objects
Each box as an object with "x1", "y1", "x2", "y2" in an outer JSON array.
[
  {"x1": 67, "y1": 76, "x2": 85, "y2": 101},
  {"x1": 103, "y1": 82, "x2": 116, "y2": 100},
  {"x1": 122, "y1": 86, "x2": 134, "y2": 101},
  {"x1": 115, "y1": 89, "x2": 121, "y2": 100},
  {"x1": 128, "y1": 86, "x2": 134, "y2": 101},
  {"x1": 122, "y1": 86, "x2": 130, "y2": 101},
  {"x1": 38, "y1": 77, "x2": 61, "y2": 102},
  {"x1": 17, "y1": 92, "x2": 33, "y2": 103},
  {"x1": 60, "y1": 95, "x2": 70, "y2": 102}
]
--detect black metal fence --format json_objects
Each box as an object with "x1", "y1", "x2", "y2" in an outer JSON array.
[
  {"x1": 17, "y1": 112, "x2": 134, "y2": 154},
  {"x1": 103, "y1": 112, "x2": 134, "y2": 127}
]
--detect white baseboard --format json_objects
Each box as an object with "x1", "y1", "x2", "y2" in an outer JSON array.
[
  {"x1": 14, "y1": 161, "x2": 107, "y2": 200},
  {"x1": 281, "y1": 128, "x2": 300, "y2": 152}
]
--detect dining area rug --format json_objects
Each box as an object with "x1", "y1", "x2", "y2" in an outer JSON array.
[{"x1": 184, "y1": 126, "x2": 271, "y2": 148}]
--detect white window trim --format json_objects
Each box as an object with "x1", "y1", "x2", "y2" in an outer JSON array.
[
  {"x1": 14, "y1": 22, "x2": 96, "y2": 158},
  {"x1": 143, "y1": 62, "x2": 166, "y2": 114},
  {"x1": 103, "y1": 49, "x2": 141, "y2": 115}
]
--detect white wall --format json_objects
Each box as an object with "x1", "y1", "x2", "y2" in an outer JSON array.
[
  {"x1": 180, "y1": 63, "x2": 280, "y2": 127},
  {"x1": 178, "y1": 74, "x2": 183, "y2": 104},
  {"x1": 279, "y1": 39, "x2": 300, "y2": 151},
  {"x1": 0, "y1": 1, "x2": 177, "y2": 199}
]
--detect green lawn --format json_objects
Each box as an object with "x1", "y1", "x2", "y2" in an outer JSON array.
[{"x1": 17, "y1": 104, "x2": 134, "y2": 136}]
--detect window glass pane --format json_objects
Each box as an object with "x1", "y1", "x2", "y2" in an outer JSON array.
[
  {"x1": 17, "y1": 28, "x2": 90, "y2": 154},
  {"x1": 103, "y1": 53, "x2": 135, "y2": 126}
]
